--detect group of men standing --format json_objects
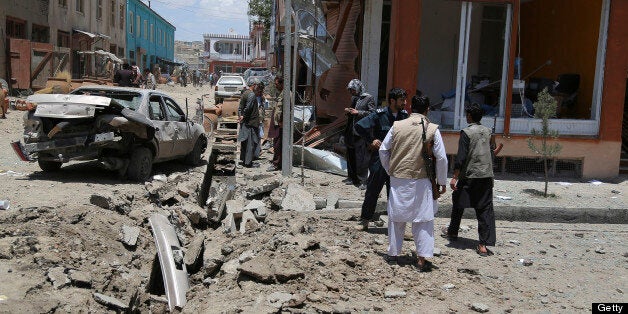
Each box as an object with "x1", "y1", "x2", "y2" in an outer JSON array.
[{"x1": 345, "y1": 79, "x2": 498, "y2": 271}]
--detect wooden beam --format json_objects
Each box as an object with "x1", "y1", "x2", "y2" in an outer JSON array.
[{"x1": 332, "y1": 0, "x2": 353, "y2": 53}]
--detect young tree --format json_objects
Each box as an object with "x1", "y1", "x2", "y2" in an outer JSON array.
[
  {"x1": 248, "y1": 0, "x2": 273, "y2": 41},
  {"x1": 527, "y1": 88, "x2": 562, "y2": 197}
]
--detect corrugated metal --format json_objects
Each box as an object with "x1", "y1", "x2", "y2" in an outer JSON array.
[{"x1": 315, "y1": 0, "x2": 362, "y2": 120}]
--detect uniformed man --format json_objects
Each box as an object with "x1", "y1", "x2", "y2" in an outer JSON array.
[
  {"x1": 444, "y1": 103, "x2": 497, "y2": 257},
  {"x1": 344, "y1": 79, "x2": 376, "y2": 189},
  {"x1": 353, "y1": 87, "x2": 409, "y2": 230}
]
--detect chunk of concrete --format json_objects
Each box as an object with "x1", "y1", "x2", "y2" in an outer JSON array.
[
  {"x1": 226, "y1": 200, "x2": 245, "y2": 219},
  {"x1": 181, "y1": 202, "x2": 207, "y2": 225},
  {"x1": 222, "y1": 213, "x2": 237, "y2": 234},
  {"x1": 281, "y1": 183, "x2": 316, "y2": 211},
  {"x1": 325, "y1": 192, "x2": 339, "y2": 210},
  {"x1": 245, "y1": 177, "x2": 281, "y2": 197},
  {"x1": 93, "y1": 292, "x2": 128, "y2": 310},
  {"x1": 69, "y1": 270, "x2": 92, "y2": 288},
  {"x1": 120, "y1": 225, "x2": 140, "y2": 247},
  {"x1": 239, "y1": 259, "x2": 275, "y2": 283},
  {"x1": 47, "y1": 267, "x2": 69, "y2": 289},
  {"x1": 336, "y1": 199, "x2": 362, "y2": 209},
  {"x1": 313, "y1": 197, "x2": 327, "y2": 210},
  {"x1": 184, "y1": 233, "x2": 205, "y2": 271},
  {"x1": 244, "y1": 200, "x2": 267, "y2": 218},
  {"x1": 240, "y1": 210, "x2": 259, "y2": 234},
  {"x1": 202, "y1": 241, "x2": 224, "y2": 277}
]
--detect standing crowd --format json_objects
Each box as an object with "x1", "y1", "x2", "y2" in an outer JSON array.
[{"x1": 342, "y1": 79, "x2": 500, "y2": 271}]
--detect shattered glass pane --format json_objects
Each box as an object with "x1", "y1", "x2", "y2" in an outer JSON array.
[{"x1": 291, "y1": 0, "x2": 337, "y2": 76}]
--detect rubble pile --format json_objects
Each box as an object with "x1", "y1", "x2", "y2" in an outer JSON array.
[{"x1": 0, "y1": 159, "x2": 625, "y2": 312}]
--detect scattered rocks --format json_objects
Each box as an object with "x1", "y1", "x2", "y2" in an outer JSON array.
[
  {"x1": 238, "y1": 250, "x2": 255, "y2": 263},
  {"x1": 267, "y1": 292, "x2": 294, "y2": 308},
  {"x1": 89, "y1": 192, "x2": 131, "y2": 214},
  {"x1": 540, "y1": 297, "x2": 550, "y2": 304},
  {"x1": 336, "y1": 199, "x2": 362, "y2": 209},
  {"x1": 433, "y1": 248, "x2": 442, "y2": 257},
  {"x1": 574, "y1": 233, "x2": 584, "y2": 238},
  {"x1": 92, "y1": 292, "x2": 128, "y2": 310},
  {"x1": 471, "y1": 303, "x2": 489, "y2": 313},
  {"x1": 442, "y1": 283, "x2": 455, "y2": 291},
  {"x1": 47, "y1": 267, "x2": 69, "y2": 289},
  {"x1": 245, "y1": 177, "x2": 281, "y2": 198},
  {"x1": 508, "y1": 240, "x2": 521, "y2": 246},
  {"x1": 595, "y1": 247, "x2": 606, "y2": 254},
  {"x1": 120, "y1": 225, "x2": 140, "y2": 247}
]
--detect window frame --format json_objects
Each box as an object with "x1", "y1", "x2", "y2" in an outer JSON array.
[
  {"x1": 129, "y1": 11, "x2": 134, "y2": 34},
  {"x1": 76, "y1": 0, "x2": 84, "y2": 13},
  {"x1": 163, "y1": 97, "x2": 185, "y2": 122},
  {"x1": 97, "y1": 0, "x2": 103, "y2": 20}
]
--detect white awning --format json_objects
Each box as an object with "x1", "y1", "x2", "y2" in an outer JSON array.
[{"x1": 73, "y1": 29, "x2": 98, "y2": 38}]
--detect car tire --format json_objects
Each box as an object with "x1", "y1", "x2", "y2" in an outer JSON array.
[
  {"x1": 185, "y1": 137, "x2": 207, "y2": 166},
  {"x1": 38, "y1": 160, "x2": 62, "y2": 172},
  {"x1": 127, "y1": 147, "x2": 153, "y2": 182}
]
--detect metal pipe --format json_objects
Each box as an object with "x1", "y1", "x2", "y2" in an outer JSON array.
[{"x1": 281, "y1": 0, "x2": 293, "y2": 176}]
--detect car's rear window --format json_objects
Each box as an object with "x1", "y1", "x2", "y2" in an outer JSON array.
[
  {"x1": 71, "y1": 89, "x2": 142, "y2": 110},
  {"x1": 218, "y1": 77, "x2": 244, "y2": 85}
]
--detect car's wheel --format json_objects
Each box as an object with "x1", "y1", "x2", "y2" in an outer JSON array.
[
  {"x1": 185, "y1": 137, "x2": 207, "y2": 166},
  {"x1": 38, "y1": 160, "x2": 62, "y2": 172},
  {"x1": 127, "y1": 147, "x2": 153, "y2": 182}
]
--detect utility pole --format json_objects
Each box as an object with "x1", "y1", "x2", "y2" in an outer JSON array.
[{"x1": 281, "y1": 0, "x2": 292, "y2": 176}]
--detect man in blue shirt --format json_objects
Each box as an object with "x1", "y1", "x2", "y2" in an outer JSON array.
[{"x1": 353, "y1": 88, "x2": 409, "y2": 230}]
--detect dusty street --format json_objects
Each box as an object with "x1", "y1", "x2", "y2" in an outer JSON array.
[{"x1": 0, "y1": 83, "x2": 626, "y2": 313}]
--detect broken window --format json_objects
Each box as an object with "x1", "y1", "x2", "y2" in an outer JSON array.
[{"x1": 291, "y1": 0, "x2": 338, "y2": 77}]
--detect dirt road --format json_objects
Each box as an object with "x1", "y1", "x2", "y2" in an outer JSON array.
[{"x1": 0, "y1": 83, "x2": 626, "y2": 313}]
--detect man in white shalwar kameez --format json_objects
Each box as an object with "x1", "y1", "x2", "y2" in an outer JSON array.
[{"x1": 379, "y1": 95, "x2": 448, "y2": 271}]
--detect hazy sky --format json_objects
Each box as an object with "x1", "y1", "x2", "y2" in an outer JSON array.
[{"x1": 142, "y1": 0, "x2": 251, "y2": 42}]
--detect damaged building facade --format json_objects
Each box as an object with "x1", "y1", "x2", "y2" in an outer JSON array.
[
  {"x1": 274, "y1": 0, "x2": 628, "y2": 178},
  {"x1": 0, "y1": 0, "x2": 127, "y2": 89}
]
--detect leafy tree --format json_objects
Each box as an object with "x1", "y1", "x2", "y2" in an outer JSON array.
[
  {"x1": 248, "y1": 0, "x2": 273, "y2": 41},
  {"x1": 527, "y1": 88, "x2": 562, "y2": 197}
]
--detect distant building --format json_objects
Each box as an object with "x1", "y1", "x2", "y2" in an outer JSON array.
[
  {"x1": 174, "y1": 41, "x2": 204, "y2": 70},
  {"x1": 125, "y1": 0, "x2": 175, "y2": 72},
  {"x1": 203, "y1": 33, "x2": 253, "y2": 74}
]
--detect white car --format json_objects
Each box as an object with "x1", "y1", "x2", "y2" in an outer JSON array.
[
  {"x1": 214, "y1": 75, "x2": 247, "y2": 104},
  {"x1": 12, "y1": 86, "x2": 207, "y2": 181}
]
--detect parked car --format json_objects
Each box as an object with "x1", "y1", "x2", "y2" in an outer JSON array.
[
  {"x1": 214, "y1": 75, "x2": 247, "y2": 104},
  {"x1": 11, "y1": 86, "x2": 207, "y2": 181},
  {"x1": 243, "y1": 67, "x2": 272, "y2": 85}
]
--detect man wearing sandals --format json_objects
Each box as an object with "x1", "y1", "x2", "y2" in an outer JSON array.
[
  {"x1": 445, "y1": 103, "x2": 497, "y2": 257},
  {"x1": 379, "y1": 95, "x2": 448, "y2": 271}
]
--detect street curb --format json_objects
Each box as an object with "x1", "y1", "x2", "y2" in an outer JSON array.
[
  {"x1": 435, "y1": 206, "x2": 628, "y2": 224},
  {"x1": 372, "y1": 200, "x2": 628, "y2": 224}
]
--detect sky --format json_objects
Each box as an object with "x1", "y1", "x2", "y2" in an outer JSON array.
[{"x1": 141, "y1": 0, "x2": 251, "y2": 42}]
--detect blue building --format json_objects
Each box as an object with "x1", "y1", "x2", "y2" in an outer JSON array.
[{"x1": 126, "y1": 0, "x2": 175, "y2": 72}]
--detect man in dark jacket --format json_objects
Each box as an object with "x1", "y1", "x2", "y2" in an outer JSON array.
[
  {"x1": 113, "y1": 63, "x2": 135, "y2": 87},
  {"x1": 344, "y1": 79, "x2": 376, "y2": 189},
  {"x1": 353, "y1": 87, "x2": 409, "y2": 230}
]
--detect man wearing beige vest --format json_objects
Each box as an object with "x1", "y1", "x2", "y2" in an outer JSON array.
[{"x1": 379, "y1": 95, "x2": 448, "y2": 271}]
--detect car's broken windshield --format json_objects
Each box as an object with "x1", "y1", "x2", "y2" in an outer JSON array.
[{"x1": 71, "y1": 90, "x2": 142, "y2": 110}]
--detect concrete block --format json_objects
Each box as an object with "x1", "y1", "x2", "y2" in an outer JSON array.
[
  {"x1": 184, "y1": 233, "x2": 205, "y2": 271},
  {"x1": 336, "y1": 199, "x2": 362, "y2": 209},
  {"x1": 226, "y1": 200, "x2": 245, "y2": 219},
  {"x1": 240, "y1": 210, "x2": 259, "y2": 234},
  {"x1": 120, "y1": 225, "x2": 140, "y2": 247},
  {"x1": 281, "y1": 183, "x2": 316, "y2": 211}
]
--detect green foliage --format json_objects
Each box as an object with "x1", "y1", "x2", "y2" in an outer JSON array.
[
  {"x1": 248, "y1": 0, "x2": 273, "y2": 40},
  {"x1": 527, "y1": 88, "x2": 562, "y2": 197}
]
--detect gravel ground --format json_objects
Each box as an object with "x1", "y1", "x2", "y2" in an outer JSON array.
[{"x1": 0, "y1": 83, "x2": 625, "y2": 313}]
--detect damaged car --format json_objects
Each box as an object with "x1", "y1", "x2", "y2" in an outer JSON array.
[{"x1": 11, "y1": 86, "x2": 207, "y2": 181}]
